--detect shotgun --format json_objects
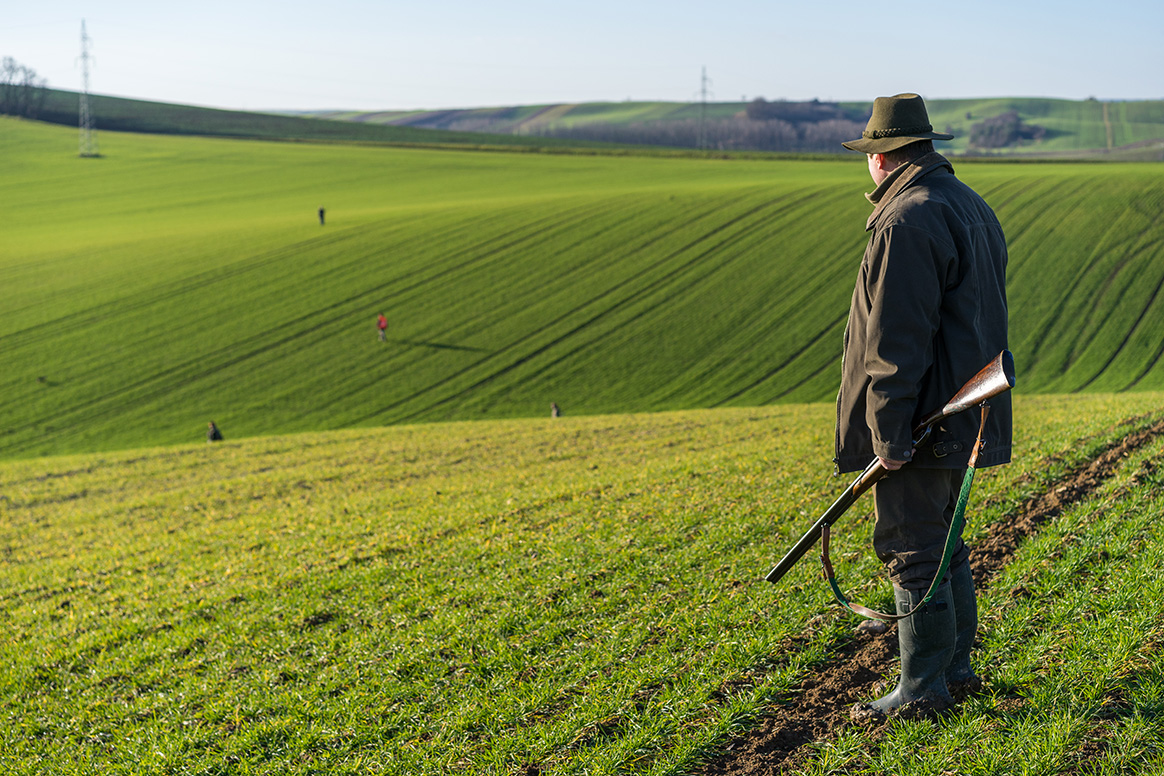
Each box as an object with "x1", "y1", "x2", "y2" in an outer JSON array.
[{"x1": 764, "y1": 350, "x2": 1015, "y2": 585}]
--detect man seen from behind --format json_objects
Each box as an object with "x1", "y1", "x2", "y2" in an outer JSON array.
[{"x1": 836, "y1": 93, "x2": 1011, "y2": 721}]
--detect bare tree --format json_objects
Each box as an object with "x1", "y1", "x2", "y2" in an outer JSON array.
[
  {"x1": 0, "y1": 57, "x2": 49, "y2": 119},
  {"x1": 969, "y1": 111, "x2": 1046, "y2": 149}
]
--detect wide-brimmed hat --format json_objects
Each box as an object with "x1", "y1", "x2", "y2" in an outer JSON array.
[{"x1": 842, "y1": 93, "x2": 954, "y2": 154}]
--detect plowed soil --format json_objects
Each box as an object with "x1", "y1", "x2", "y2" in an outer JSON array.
[{"x1": 697, "y1": 420, "x2": 1164, "y2": 776}]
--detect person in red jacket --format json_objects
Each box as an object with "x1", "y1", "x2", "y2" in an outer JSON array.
[{"x1": 377, "y1": 313, "x2": 388, "y2": 342}]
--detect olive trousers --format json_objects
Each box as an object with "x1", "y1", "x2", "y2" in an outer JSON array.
[{"x1": 872, "y1": 466, "x2": 970, "y2": 590}]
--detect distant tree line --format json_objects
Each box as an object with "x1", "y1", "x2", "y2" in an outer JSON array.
[
  {"x1": 432, "y1": 115, "x2": 523, "y2": 133},
  {"x1": 969, "y1": 111, "x2": 1047, "y2": 149},
  {"x1": 744, "y1": 97, "x2": 859, "y2": 123},
  {"x1": 529, "y1": 117, "x2": 866, "y2": 152},
  {"x1": 0, "y1": 57, "x2": 49, "y2": 119},
  {"x1": 528, "y1": 99, "x2": 870, "y2": 152}
]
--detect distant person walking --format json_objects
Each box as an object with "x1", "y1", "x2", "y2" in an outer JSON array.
[
  {"x1": 377, "y1": 313, "x2": 388, "y2": 342},
  {"x1": 207, "y1": 421, "x2": 224, "y2": 442},
  {"x1": 318, "y1": 207, "x2": 326, "y2": 225},
  {"x1": 550, "y1": 402, "x2": 560, "y2": 418}
]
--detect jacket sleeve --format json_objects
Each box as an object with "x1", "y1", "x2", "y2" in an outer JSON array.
[{"x1": 862, "y1": 222, "x2": 950, "y2": 461}]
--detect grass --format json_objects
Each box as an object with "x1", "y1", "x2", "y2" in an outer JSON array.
[
  {"x1": 4, "y1": 117, "x2": 1164, "y2": 460},
  {"x1": 1, "y1": 405, "x2": 836, "y2": 775},
  {"x1": 2, "y1": 393, "x2": 1163, "y2": 774},
  {"x1": 34, "y1": 89, "x2": 605, "y2": 150},
  {"x1": 798, "y1": 415, "x2": 1164, "y2": 775},
  {"x1": 7, "y1": 89, "x2": 1164, "y2": 775}
]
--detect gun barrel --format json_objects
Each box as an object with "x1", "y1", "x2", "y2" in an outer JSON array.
[{"x1": 764, "y1": 457, "x2": 885, "y2": 583}]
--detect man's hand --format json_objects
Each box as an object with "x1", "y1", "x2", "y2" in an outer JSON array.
[{"x1": 878, "y1": 456, "x2": 908, "y2": 471}]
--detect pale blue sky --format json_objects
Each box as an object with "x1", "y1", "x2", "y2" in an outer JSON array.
[{"x1": 4, "y1": 1, "x2": 1162, "y2": 111}]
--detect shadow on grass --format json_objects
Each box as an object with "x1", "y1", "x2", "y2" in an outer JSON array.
[{"x1": 393, "y1": 339, "x2": 491, "y2": 353}]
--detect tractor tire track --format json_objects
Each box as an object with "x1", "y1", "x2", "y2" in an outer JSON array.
[
  {"x1": 712, "y1": 311, "x2": 847, "y2": 406},
  {"x1": 353, "y1": 187, "x2": 803, "y2": 424},
  {"x1": 696, "y1": 416, "x2": 1164, "y2": 776},
  {"x1": 0, "y1": 202, "x2": 604, "y2": 452},
  {"x1": 1057, "y1": 203, "x2": 1164, "y2": 389},
  {"x1": 1017, "y1": 179, "x2": 1131, "y2": 365}
]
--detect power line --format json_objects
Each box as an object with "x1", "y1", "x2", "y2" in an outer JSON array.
[
  {"x1": 697, "y1": 66, "x2": 712, "y2": 151},
  {"x1": 78, "y1": 19, "x2": 99, "y2": 158}
]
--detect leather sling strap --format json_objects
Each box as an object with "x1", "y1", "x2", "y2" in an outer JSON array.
[{"x1": 821, "y1": 402, "x2": 991, "y2": 622}]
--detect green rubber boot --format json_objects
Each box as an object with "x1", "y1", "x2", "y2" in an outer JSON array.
[
  {"x1": 852, "y1": 582, "x2": 955, "y2": 722},
  {"x1": 945, "y1": 561, "x2": 983, "y2": 700}
]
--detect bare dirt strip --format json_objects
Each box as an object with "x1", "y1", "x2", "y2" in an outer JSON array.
[{"x1": 697, "y1": 419, "x2": 1164, "y2": 776}]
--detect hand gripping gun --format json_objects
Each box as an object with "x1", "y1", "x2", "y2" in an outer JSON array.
[{"x1": 764, "y1": 350, "x2": 1016, "y2": 588}]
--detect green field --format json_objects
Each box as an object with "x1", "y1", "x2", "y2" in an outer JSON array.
[
  {"x1": 3, "y1": 395, "x2": 1163, "y2": 774},
  {"x1": 1, "y1": 115, "x2": 855, "y2": 458},
  {"x1": 4, "y1": 116, "x2": 1164, "y2": 460},
  {"x1": 923, "y1": 98, "x2": 1164, "y2": 156},
  {"x1": 5, "y1": 110, "x2": 1164, "y2": 773},
  {"x1": 33, "y1": 89, "x2": 602, "y2": 150},
  {"x1": 318, "y1": 101, "x2": 744, "y2": 134}
]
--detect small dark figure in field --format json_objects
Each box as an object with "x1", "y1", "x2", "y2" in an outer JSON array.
[
  {"x1": 207, "y1": 421, "x2": 224, "y2": 442},
  {"x1": 835, "y1": 93, "x2": 1009, "y2": 722},
  {"x1": 318, "y1": 207, "x2": 326, "y2": 225},
  {"x1": 550, "y1": 402, "x2": 560, "y2": 418},
  {"x1": 377, "y1": 313, "x2": 388, "y2": 342}
]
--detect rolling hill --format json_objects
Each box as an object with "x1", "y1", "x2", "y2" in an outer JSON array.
[
  {"x1": 31, "y1": 90, "x2": 1164, "y2": 158},
  {"x1": 313, "y1": 97, "x2": 1164, "y2": 159},
  {"x1": 6, "y1": 104, "x2": 1164, "y2": 775},
  {"x1": 3, "y1": 115, "x2": 1164, "y2": 459},
  {"x1": 31, "y1": 88, "x2": 608, "y2": 149}
]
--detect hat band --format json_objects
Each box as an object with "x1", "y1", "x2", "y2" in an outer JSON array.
[{"x1": 863, "y1": 124, "x2": 933, "y2": 139}]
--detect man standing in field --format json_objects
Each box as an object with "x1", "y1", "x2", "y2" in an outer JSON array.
[{"x1": 836, "y1": 94, "x2": 1011, "y2": 720}]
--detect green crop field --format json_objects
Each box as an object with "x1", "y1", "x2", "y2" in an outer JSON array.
[
  {"x1": 5, "y1": 111, "x2": 1164, "y2": 774},
  {"x1": 33, "y1": 89, "x2": 603, "y2": 150},
  {"x1": 923, "y1": 98, "x2": 1164, "y2": 157},
  {"x1": 4, "y1": 116, "x2": 1164, "y2": 460}
]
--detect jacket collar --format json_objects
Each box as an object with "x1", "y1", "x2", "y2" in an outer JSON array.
[{"x1": 864, "y1": 152, "x2": 954, "y2": 231}]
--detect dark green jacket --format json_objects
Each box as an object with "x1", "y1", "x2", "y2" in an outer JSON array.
[{"x1": 835, "y1": 152, "x2": 1011, "y2": 473}]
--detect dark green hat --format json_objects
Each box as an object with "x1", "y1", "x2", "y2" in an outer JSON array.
[{"x1": 842, "y1": 93, "x2": 954, "y2": 153}]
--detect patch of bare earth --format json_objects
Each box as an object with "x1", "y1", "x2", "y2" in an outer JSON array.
[{"x1": 696, "y1": 419, "x2": 1164, "y2": 776}]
